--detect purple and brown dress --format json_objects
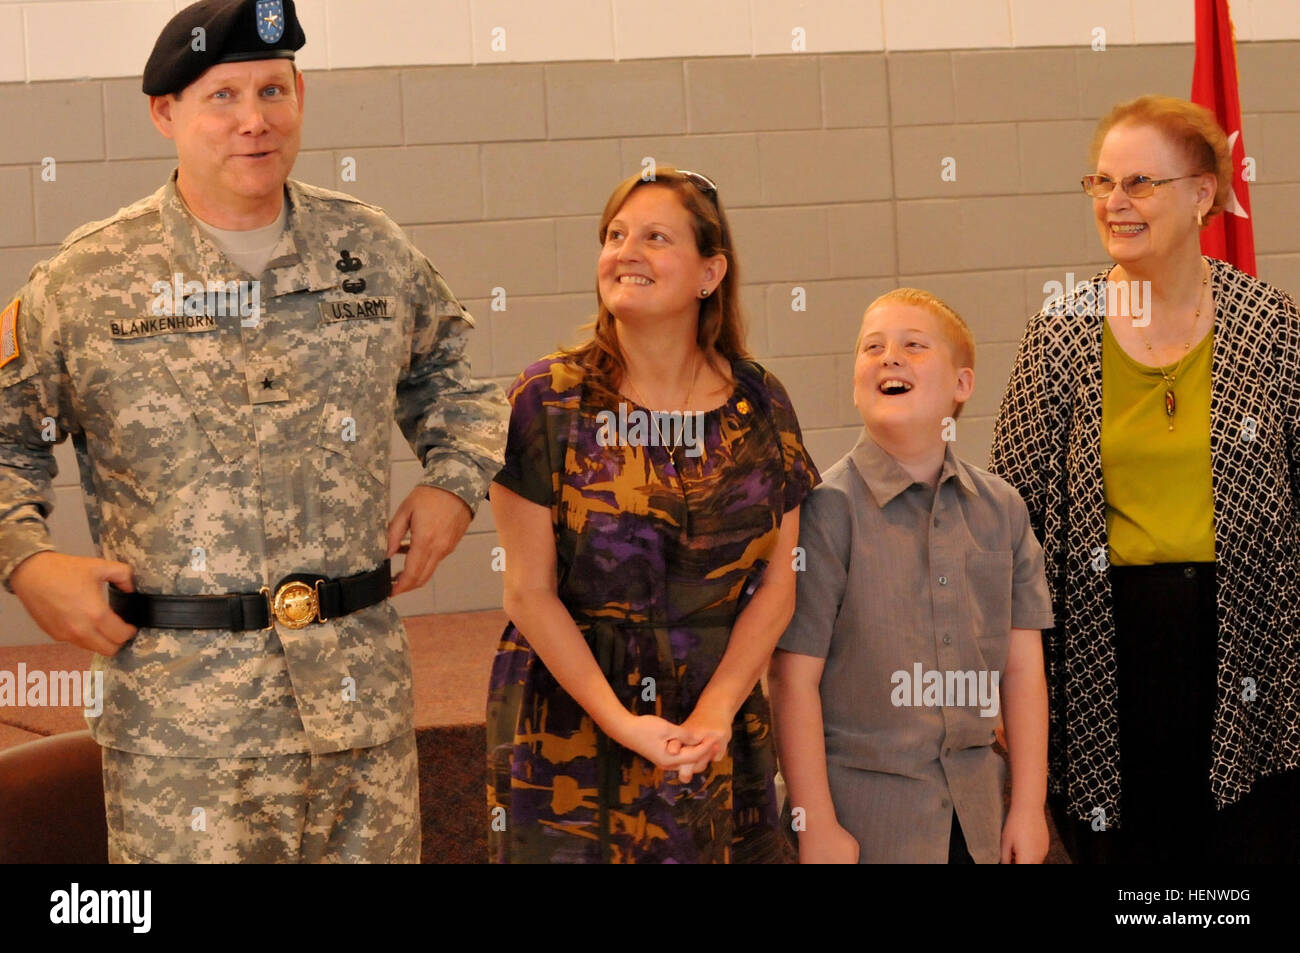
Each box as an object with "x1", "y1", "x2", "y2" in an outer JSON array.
[{"x1": 486, "y1": 353, "x2": 818, "y2": 863}]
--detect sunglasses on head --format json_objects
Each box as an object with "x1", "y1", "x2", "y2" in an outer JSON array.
[{"x1": 677, "y1": 169, "x2": 719, "y2": 205}]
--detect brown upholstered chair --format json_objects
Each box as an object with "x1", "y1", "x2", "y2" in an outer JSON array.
[{"x1": 0, "y1": 730, "x2": 107, "y2": 864}]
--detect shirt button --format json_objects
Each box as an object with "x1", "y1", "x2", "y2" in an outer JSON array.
[
  {"x1": 942, "y1": 634, "x2": 952, "y2": 645},
  {"x1": 933, "y1": 517, "x2": 941, "y2": 527},
  {"x1": 940, "y1": 798, "x2": 951, "y2": 809},
  {"x1": 1184, "y1": 566, "x2": 1196, "y2": 579},
  {"x1": 938, "y1": 575, "x2": 948, "y2": 585},
  {"x1": 943, "y1": 748, "x2": 951, "y2": 758}
]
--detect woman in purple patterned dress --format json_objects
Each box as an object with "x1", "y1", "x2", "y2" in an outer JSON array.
[{"x1": 486, "y1": 168, "x2": 818, "y2": 863}]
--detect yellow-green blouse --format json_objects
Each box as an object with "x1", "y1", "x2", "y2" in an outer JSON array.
[{"x1": 1100, "y1": 319, "x2": 1216, "y2": 565}]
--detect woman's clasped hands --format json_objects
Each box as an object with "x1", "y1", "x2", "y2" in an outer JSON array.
[{"x1": 610, "y1": 707, "x2": 733, "y2": 783}]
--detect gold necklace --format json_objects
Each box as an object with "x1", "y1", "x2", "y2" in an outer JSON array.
[
  {"x1": 1130, "y1": 262, "x2": 1210, "y2": 432},
  {"x1": 623, "y1": 349, "x2": 702, "y2": 475}
]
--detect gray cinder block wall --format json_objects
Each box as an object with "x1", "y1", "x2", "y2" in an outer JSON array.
[{"x1": 2, "y1": 42, "x2": 1298, "y2": 643}]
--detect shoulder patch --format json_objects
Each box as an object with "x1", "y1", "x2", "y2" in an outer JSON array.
[{"x1": 0, "y1": 299, "x2": 19, "y2": 369}]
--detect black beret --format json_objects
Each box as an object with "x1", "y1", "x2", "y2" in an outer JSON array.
[{"x1": 142, "y1": 0, "x2": 306, "y2": 96}]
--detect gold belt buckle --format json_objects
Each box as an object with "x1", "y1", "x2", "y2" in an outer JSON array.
[{"x1": 267, "y1": 579, "x2": 325, "y2": 629}]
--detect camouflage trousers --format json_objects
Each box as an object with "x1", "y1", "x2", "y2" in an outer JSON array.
[{"x1": 102, "y1": 730, "x2": 419, "y2": 863}]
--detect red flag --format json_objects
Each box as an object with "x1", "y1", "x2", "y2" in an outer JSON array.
[{"x1": 1191, "y1": 0, "x2": 1255, "y2": 274}]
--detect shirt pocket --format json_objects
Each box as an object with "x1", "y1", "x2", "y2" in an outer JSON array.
[
  {"x1": 314, "y1": 297, "x2": 403, "y2": 487},
  {"x1": 965, "y1": 549, "x2": 1013, "y2": 672},
  {"x1": 87, "y1": 330, "x2": 251, "y2": 506},
  {"x1": 158, "y1": 337, "x2": 252, "y2": 464}
]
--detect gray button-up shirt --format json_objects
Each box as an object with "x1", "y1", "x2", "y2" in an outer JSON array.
[{"x1": 779, "y1": 429, "x2": 1053, "y2": 862}]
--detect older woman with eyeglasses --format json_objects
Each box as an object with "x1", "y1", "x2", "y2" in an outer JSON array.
[
  {"x1": 485, "y1": 167, "x2": 818, "y2": 863},
  {"x1": 990, "y1": 95, "x2": 1300, "y2": 863}
]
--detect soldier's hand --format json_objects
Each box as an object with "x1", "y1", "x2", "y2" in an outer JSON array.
[
  {"x1": 9, "y1": 551, "x2": 138, "y2": 656},
  {"x1": 386, "y1": 485, "x2": 472, "y2": 595}
]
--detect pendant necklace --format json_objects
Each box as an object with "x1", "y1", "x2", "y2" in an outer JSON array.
[
  {"x1": 624, "y1": 349, "x2": 701, "y2": 478},
  {"x1": 1131, "y1": 262, "x2": 1210, "y2": 432}
]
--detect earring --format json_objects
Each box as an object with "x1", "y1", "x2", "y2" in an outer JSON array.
[
  {"x1": 699, "y1": 288, "x2": 710, "y2": 298},
  {"x1": 1197, "y1": 209, "x2": 1204, "y2": 227}
]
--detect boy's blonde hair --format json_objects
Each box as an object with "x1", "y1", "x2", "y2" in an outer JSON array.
[{"x1": 856, "y1": 287, "x2": 976, "y2": 417}]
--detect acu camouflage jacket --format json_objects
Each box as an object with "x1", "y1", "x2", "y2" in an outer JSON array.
[{"x1": 0, "y1": 173, "x2": 508, "y2": 757}]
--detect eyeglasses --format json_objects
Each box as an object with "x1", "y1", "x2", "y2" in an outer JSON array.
[{"x1": 1080, "y1": 173, "x2": 1201, "y2": 199}]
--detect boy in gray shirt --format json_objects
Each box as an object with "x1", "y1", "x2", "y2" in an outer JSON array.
[{"x1": 771, "y1": 288, "x2": 1054, "y2": 863}]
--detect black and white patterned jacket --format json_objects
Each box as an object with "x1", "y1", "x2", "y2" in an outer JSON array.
[{"x1": 989, "y1": 257, "x2": 1300, "y2": 826}]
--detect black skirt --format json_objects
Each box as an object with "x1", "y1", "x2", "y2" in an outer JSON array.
[{"x1": 1052, "y1": 561, "x2": 1299, "y2": 863}]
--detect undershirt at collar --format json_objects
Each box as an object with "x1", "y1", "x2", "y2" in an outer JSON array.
[{"x1": 190, "y1": 200, "x2": 288, "y2": 278}]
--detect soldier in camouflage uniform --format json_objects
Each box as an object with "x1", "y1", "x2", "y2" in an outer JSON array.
[{"x1": 0, "y1": 0, "x2": 507, "y2": 862}]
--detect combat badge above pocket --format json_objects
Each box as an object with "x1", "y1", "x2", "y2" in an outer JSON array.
[{"x1": 321, "y1": 247, "x2": 398, "y2": 324}]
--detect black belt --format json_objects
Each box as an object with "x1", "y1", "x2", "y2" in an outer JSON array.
[{"x1": 108, "y1": 561, "x2": 391, "y2": 631}]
